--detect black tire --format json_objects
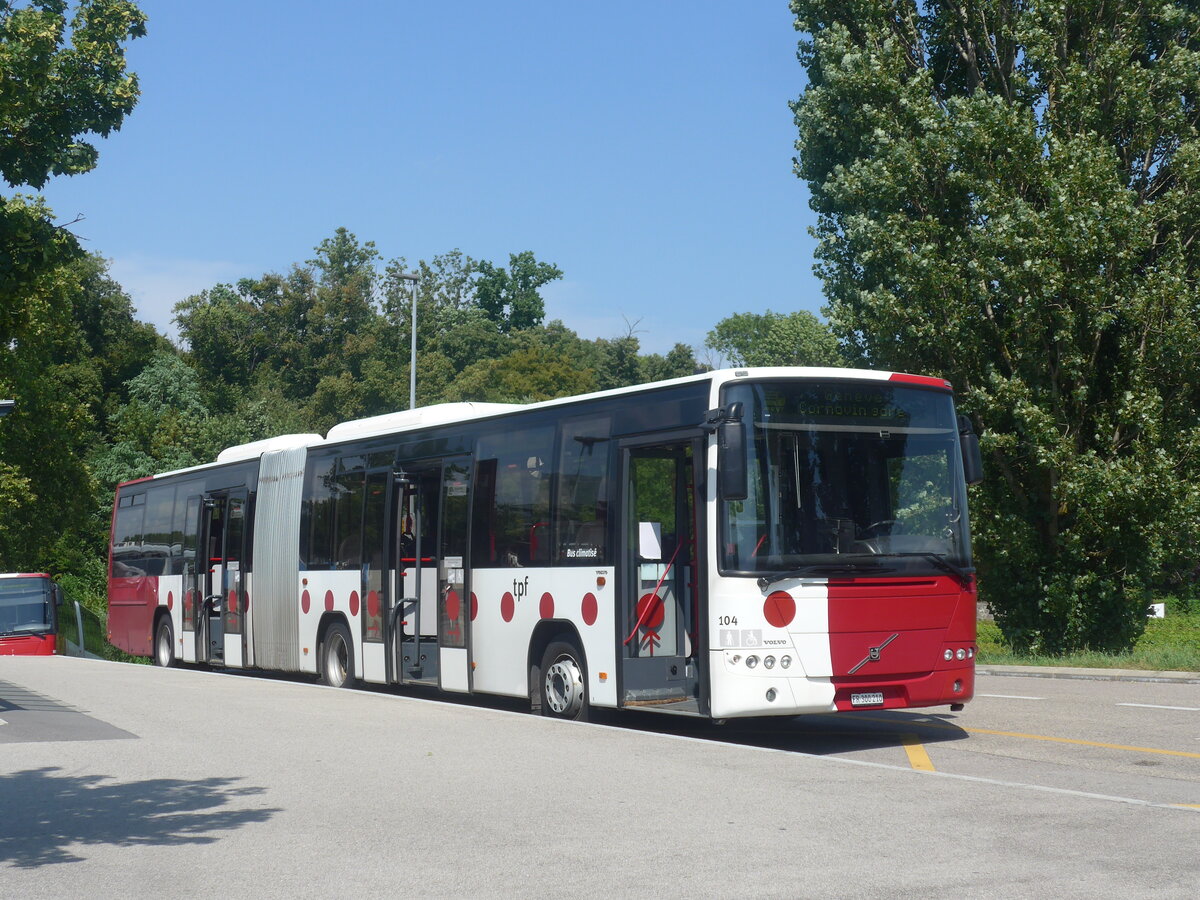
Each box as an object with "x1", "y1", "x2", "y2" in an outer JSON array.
[
  {"x1": 320, "y1": 621, "x2": 357, "y2": 688},
  {"x1": 154, "y1": 615, "x2": 176, "y2": 668},
  {"x1": 539, "y1": 639, "x2": 589, "y2": 721}
]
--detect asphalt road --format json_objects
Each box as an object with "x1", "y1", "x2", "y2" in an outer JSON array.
[{"x1": 1, "y1": 656, "x2": 1197, "y2": 898}]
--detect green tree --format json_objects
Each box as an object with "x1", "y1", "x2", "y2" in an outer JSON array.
[
  {"x1": 0, "y1": 202, "x2": 102, "y2": 568},
  {"x1": 0, "y1": 0, "x2": 146, "y2": 189},
  {"x1": 791, "y1": 0, "x2": 1200, "y2": 652},
  {"x1": 474, "y1": 251, "x2": 563, "y2": 333},
  {"x1": 705, "y1": 309, "x2": 842, "y2": 367},
  {"x1": 1, "y1": 1, "x2": 146, "y2": 573},
  {"x1": 640, "y1": 342, "x2": 699, "y2": 383},
  {"x1": 444, "y1": 344, "x2": 595, "y2": 403}
]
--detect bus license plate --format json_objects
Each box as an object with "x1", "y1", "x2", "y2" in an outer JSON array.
[{"x1": 851, "y1": 691, "x2": 884, "y2": 707}]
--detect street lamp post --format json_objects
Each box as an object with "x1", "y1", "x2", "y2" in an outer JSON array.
[{"x1": 395, "y1": 273, "x2": 419, "y2": 410}]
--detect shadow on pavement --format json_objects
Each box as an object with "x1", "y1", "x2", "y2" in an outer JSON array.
[
  {"x1": 365, "y1": 679, "x2": 972, "y2": 757},
  {"x1": 595, "y1": 707, "x2": 972, "y2": 756},
  {"x1": 0, "y1": 767, "x2": 281, "y2": 868},
  {"x1": 221, "y1": 667, "x2": 973, "y2": 758}
]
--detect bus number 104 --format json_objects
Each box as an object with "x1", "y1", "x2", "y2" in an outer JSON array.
[{"x1": 716, "y1": 616, "x2": 738, "y2": 626}]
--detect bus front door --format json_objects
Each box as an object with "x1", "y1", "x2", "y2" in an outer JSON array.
[
  {"x1": 394, "y1": 457, "x2": 472, "y2": 693},
  {"x1": 197, "y1": 490, "x2": 248, "y2": 666},
  {"x1": 619, "y1": 436, "x2": 705, "y2": 714}
]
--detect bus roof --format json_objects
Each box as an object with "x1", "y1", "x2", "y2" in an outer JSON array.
[{"x1": 122, "y1": 366, "x2": 952, "y2": 481}]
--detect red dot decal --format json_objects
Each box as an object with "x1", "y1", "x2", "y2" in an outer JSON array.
[
  {"x1": 501, "y1": 592, "x2": 515, "y2": 623},
  {"x1": 446, "y1": 590, "x2": 461, "y2": 622},
  {"x1": 581, "y1": 593, "x2": 598, "y2": 626},
  {"x1": 349, "y1": 590, "x2": 360, "y2": 617},
  {"x1": 324, "y1": 590, "x2": 335, "y2": 612},
  {"x1": 540, "y1": 592, "x2": 555, "y2": 619},
  {"x1": 636, "y1": 593, "x2": 666, "y2": 629},
  {"x1": 242, "y1": 590, "x2": 250, "y2": 613},
  {"x1": 228, "y1": 588, "x2": 238, "y2": 614},
  {"x1": 167, "y1": 591, "x2": 174, "y2": 611},
  {"x1": 185, "y1": 590, "x2": 194, "y2": 615},
  {"x1": 764, "y1": 591, "x2": 796, "y2": 629},
  {"x1": 367, "y1": 590, "x2": 380, "y2": 619},
  {"x1": 301, "y1": 590, "x2": 311, "y2": 614},
  {"x1": 470, "y1": 592, "x2": 478, "y2": 622}
]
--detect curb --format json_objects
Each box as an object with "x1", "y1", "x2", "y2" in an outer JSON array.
[{"x1": 977, "y1": 665, "x2": 1200, "y2": 685}]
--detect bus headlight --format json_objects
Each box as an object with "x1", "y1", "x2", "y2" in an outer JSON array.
[
  {"x1": 956, "y1": 648, "x2": 967, "y2": 661},
  {"x1": 746, "y1": 655, "x2": 759, "y2": 669},
  {"x1": 781, "y1": 655, "x2": 792, "y2": 669},
  {"x1": 764, "y1": 655, "x2": 776, "y2": 669}
]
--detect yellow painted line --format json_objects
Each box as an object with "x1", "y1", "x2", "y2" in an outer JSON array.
[
  {"x1": 1173, "y1": 804, "x2": 1200, "y2": 810},
  {"x1": 842, "y1": 713, "x2": 1200, "y2": 760},
  {"x1": 962, "y1": 726, "x2": 1200, "y2": 760},
  {"x1": 900, "y1": 733, "x2": 935, "y2": 771}
]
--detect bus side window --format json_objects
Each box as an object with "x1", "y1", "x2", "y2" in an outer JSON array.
[
  {"x1": 301, "y1": 456, "x2": 336, "y2": 570},
  {"x1": 475, "y1": 427, "x2": 555, "y2": 568},
  {"x1": 112, "y1": 493, "x2": 146, "y2": 576},
  {"x1": 555, "y1": 417, "x2": 611, "y2": 566},
  {"x1": 334, "y1": 468, "x2": 365, "y2": 570}
]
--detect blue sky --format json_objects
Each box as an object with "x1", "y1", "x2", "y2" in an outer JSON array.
[{"x1": 40, "y1": 2, "x2": 822, "y2": 357}]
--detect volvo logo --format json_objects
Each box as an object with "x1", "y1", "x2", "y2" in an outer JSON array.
[{"x1": 849, "y1": 633, "x2": 899, "y2": 674}]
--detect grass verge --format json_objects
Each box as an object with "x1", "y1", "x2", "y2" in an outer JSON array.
[{"x1": 977, "y1": 613, "x2": 1200, "y2": 672}]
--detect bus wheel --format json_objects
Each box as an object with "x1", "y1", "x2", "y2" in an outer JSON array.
[
  {"x1": 540, "y1": 640, "x2": 589, "y2": 721},
  {"x1": 320, "y1": 621, "x2": 357, "y2": 688},
  {"x1": 154, "y1": 616, "x2": 176, "y2": 668}
]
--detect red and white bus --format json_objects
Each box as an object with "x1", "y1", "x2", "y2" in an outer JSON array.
[
  {"x1": 107, "y1": 367, "x2": 982, "y2": 720},
  {"x1": 0, "y1": 573, "x2": 64, "y2": 656}
]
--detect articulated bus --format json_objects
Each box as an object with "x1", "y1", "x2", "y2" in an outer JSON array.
[
  {"x1": 0, "y1": 573, "x2": 64, "y2": 656},
  {"x1": 107, "y1": 367, "x2": 983, "y2": 720}
]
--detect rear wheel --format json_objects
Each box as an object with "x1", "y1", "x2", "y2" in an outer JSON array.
[
  {"x1": 539, "y1": 639, "x2": 589, "y2": 721},
  {"x1": 154, "y1": 616, "x2": 175, "y2": 668},
  {"x1": 320, "y1": 621, "x2": 357, "y2": 688}
]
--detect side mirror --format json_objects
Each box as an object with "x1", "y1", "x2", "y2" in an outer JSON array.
[
  {"x1": 718, "y1": 402, "x2": 748, "y2": 501},
  {"x1": 958, "y1": 415, "x2": 984, "y2": 486}
]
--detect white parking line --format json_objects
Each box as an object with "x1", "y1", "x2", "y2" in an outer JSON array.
[
  {"x1": 1117, "y1": 703, "x2": 1200, "y2": 712},
  {"x1": 979, "y1": 693, "x2": 1044, "y2": 701}
]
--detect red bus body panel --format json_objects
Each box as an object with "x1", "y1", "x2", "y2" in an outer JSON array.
[
  {"x1": 827, "y1": 575, "x2": 977, "y2": 711},
  {"x1": 107, "y1": 574, "x2": 158, "y2": 657},
  {"x1": 0, "y1": 633, "x2": 56, "y2": 656}
]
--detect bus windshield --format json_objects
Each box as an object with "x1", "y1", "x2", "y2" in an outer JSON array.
[
  {"x1": 720, "y1": 381, "x2": 972, "y2": 578},
  {"x1": 0, "y1": 578, "x2": 53, "y2": 636}
]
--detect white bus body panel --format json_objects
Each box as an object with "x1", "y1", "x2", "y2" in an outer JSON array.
[{"x1": 469, "y1": 567, "x2": 616, "y2": 706}]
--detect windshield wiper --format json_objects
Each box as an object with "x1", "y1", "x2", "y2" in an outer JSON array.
[
  {"x1": 0, "y1": 624, "x2": 49, "y2": 637},
  {"x1": 873, "y1": 553, "x2": 975, "y2": 585},
  {"x1": 756, "y1": 553, "x2": 975, "y2": 592},
  {"x1": 758, "y1": 559, "x2": 895, "y2": 592}
]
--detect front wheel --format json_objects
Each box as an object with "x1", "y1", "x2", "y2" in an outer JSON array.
[
  {"x1": 320, "y1": 621, "x2": 358, "y2": 688},
  {"x1": 539, "y1": 639, "x2": 589, "y2": 721},
  {"x1": 154, "y1": 616, "x2": 176, "y2": 668}
]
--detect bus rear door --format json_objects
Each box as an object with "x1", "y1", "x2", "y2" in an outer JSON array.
[{"x1": 197, "y1": 490, "x2": 249, "y2": 666}]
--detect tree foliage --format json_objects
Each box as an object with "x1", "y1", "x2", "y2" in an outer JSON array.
[
  {"x1": 0, "y1": 0, "x2": 146, "y2": 189},
  {"x1": 791, "y1": 0, "x2": 1200, "y2": 651},
  {"x1": 705, "y1": 309, "x2": 842, "y2": 367}
]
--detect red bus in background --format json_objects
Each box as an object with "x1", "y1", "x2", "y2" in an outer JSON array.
[{"x1": 0, "y1": 573, "x2": 63, "y2": 656}]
